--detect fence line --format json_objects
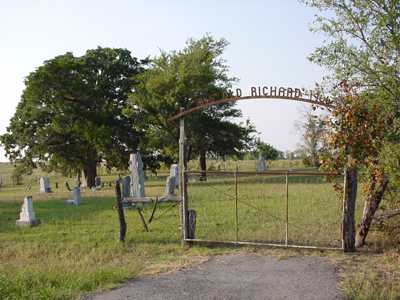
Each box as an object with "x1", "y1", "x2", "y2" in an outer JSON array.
[{"x1": 183, "y1": 170, "x2": 344, "y2": 250}]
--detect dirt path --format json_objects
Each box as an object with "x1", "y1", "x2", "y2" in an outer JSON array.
[{"x1": 87, "y1": 254, "x2": 342, "y2": 300}]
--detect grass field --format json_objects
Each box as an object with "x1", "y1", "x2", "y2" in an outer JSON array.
[{"x1": 0, "y1": 161, "x2": 399, "y2": 299}]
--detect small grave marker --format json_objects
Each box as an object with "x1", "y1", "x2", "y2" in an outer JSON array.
[
  {"x1": 39, "y1": 176, "x2": 51, "y2": 193},
  {"x1": 65, "y1": 187, "x2": 81, "y2": 205},
  {"x1": 256, "y1": 157, "x2": 267, "y2": 172},
  {"x1": 16, "y1": 196, "x2": 40, "y2": 226}
]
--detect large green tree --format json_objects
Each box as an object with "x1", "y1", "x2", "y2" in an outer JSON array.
[
  {"x1": 1, "y1": 47, "x2": 147, "y2": 187},
  {"x1": 303, "y1": 0, "x2": 400, "y2": 246},
  {"x1": 129, "y1": 36, "x2": 255, "y2": 177},
  {"x1": 304, "y1": 0, "x2": 400, "y2": 100},
  {"x1": 252, "y1": 139, "x2": 283, "y2": 161}
]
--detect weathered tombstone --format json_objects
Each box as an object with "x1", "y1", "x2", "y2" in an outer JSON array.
[
  {"x1": 65, "y1": 187, "x2": 81, "y2": 205},
  {"x1": 121, "y1": 176, "x2": 131, "y2": 198},
  {"x1": 164, "y1": 176, "x2": 175, "y2": 196},
  {"x1": 169, "y1": 164, "x2": 180, "y2": 188},
  {"x1": 39, "y1": 176, "x2": 51, "y2": 193},
  {"x1": 256, "y1": 157, "x2": 267, "y2": 172},
  {"x1": 129, "y1": 152, "x2": 145, "y2": 197},
  {"x1": 95, "y1": 176, "x2": 101, "y2": 188},
  {"x1": 80, "y1": 171, "x2": 87, "y2": 188},
  {"x1": 16, "y1": 196, "x2": 40, "y2": 226}
]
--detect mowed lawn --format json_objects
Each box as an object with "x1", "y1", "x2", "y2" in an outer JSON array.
[
  {"x1": 0, "y1": 172, "x2": 352, "y2": 299},
  {"x1": 0, "y1": 165, "x2": 398, "y2": 300},
  {"x1": 188, "y1": 174, "x2": 347, "y2": 248}
]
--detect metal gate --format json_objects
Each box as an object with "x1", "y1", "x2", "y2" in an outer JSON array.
[{"x1": 183, "y1": 170, "x2": 343, "y2": 250}]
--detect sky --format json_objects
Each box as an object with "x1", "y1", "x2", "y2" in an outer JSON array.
[{"x1": 0, "y1": 0, "x2": 326, "y2": 161}]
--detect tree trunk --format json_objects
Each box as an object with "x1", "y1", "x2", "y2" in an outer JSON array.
[
  {"x1": 355, "y1": 175, "x2": 389, "y2": 248},
  {"x1": 83, "y1": 161, "x2": 97, "y2": 188},
  {"x1": 199, "y1": 150, "x2": 207, "y2": 181},
  {"x1": 342, "y1": 167, "x2": 357, "y2": 252}
]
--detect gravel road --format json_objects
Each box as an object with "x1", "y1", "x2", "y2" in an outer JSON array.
[{"x1": 87, "y1": 254, "x2": 342, "y2": 300}]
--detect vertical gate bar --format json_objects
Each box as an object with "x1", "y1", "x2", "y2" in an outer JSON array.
[
  {"x1": 285, "y1": 172, "x2": 289, "y2": 246},
  {"x1": 179, "y1": 111, "x2": 188, "y2": 246},
  {"x1": 235, "y1": 165, "x2": 239, "y2": 243}
]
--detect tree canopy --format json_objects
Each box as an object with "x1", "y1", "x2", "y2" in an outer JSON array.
[
  {"x1": 305, "y1": 0, "x2": 400, "y2": 102},
  {"x1": 252, "y1": 139, "x2": 283, "y2": 161},
  {"x1": 303, "y1": 0, "x2": 400, "y2": 246},
  {"x1": 129, "y1": 35, "x2": 255, "y2": 175},
  {"x1": 1, "y1": 47, "x2": 147, "y2": 187}
]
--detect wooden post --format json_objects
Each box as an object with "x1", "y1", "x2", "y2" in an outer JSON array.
[
  {"x1": 179, "y1": 111, "x2": 189, "y2": 245},
  {"x1": 187, "y1": 209, "x2": 197, "y2": 239},
  {"x1": 342, "y1": 167, "x2": 357, "y2": 252},
  {"x1": 148, "y1": 196, "x2": 159, "y2": 224},
  {"x1": 115, "y1": 180, "x2": 127, "y2": 242}
]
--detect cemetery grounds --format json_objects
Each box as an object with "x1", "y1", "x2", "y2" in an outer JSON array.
[{"x1": 0, "y1": 160, "x2": 399, "y2": 300}]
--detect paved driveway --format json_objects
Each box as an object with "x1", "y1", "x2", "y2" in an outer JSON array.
[{"x1": 87, "y1": 254, "x2": 342, "y2": 300}]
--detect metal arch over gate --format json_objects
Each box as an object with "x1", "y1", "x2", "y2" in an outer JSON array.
[
  {"x1": 172, "y1": 85, "x2": 355, "y2": 252},
  {"x1": 169, "y1": 86, "x2": 334, "y2": 122}
]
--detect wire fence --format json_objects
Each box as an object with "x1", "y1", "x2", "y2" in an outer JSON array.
[{"x1": 186, "y1": 170, "x2": 343, "y2": 250}]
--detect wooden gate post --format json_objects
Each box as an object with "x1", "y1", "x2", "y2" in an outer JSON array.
[
  {"x1": 179, "y1": 111, "x2": 189, "y2": 246},
  {"x1": 342, "y1": 167, "x2": 357, "y2": 252},
  {"x1": 115, "y1": 180, "x2": 127, "y2": 242}
]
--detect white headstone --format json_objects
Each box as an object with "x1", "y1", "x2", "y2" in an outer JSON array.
[
  {"x1": 65, "y1": 187, "x2": 81, "y2": 205},
  {"x1": 256, "y1": 158, "x2": 267, "y2": 172},
  {"x1": 95, "y1": 176, "x2": 101, "y2": 188},
  {"x1": 164, "y1": 176, "x2": 175, "y2": 196},
  {"x1": 169, "y1": 164, "x2": 180, "y2": 188},
  {"x1": 16, "y1": 196, "x2": 40, "y2": 226},
  {"x1": 39, "y1": 176, "x2": 51, "y2": 193},
  {"x1": 129, "y1": 152, "x2": 145, "y2": 197}
]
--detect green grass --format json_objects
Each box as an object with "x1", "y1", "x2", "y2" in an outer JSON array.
[
  {"x1": 0, "y1": 195, "x2": 224, "y2": 299},
  {"x1": 0, "y1": 163, "x2": 399, "y2": 299},
  {"x1": 188, "y1": 175, "x2": 345, "y2": 247}
]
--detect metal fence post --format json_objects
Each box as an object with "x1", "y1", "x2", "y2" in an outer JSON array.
[
  {"x1": 285, "y1": 171, "x2": 289, "y2": 246},
  {"x1": 235, "y1": 165, "x2": 239, "y2": 243},
  {"x1": 179, "y1": 111, "x2": 189, "y2": 246}
]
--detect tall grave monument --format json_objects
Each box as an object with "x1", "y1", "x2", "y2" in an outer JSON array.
[{"x1": 129, "y1": 152, "x2": 145, "y2": 197}]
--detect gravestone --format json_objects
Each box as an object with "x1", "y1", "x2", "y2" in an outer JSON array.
[
  {"x1": 121, "y1": 176, "x2": 131, "y2": 198},
  {"x1": 65, "y1": 187, "x2": 81, "y2": 205},
  {"x1": 39, "y1": 176, "x2": 51, "y2": 193},
  {"x1": 16, "y1": 196, "x2": 40, "y2": 226},
  {"x1": 169, "y1": 164, "x2": 180, "y2": 188},
  {"x1": 256, "y1": 157, "x2": 267, "y2": 172},
  {"x1": 95, "y1": 176, "x2": 101, "y2": 188},
  {"x1": 164, "y1": 176, "x2": 175, "y2": 196},
  {"x1": 129, "y1": 152, "x2": 145, "y2": 197}
]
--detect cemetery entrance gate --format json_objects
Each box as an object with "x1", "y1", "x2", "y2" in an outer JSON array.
[{"x1": 170, "y1": 87, "x2": 357, "y2": 252}]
